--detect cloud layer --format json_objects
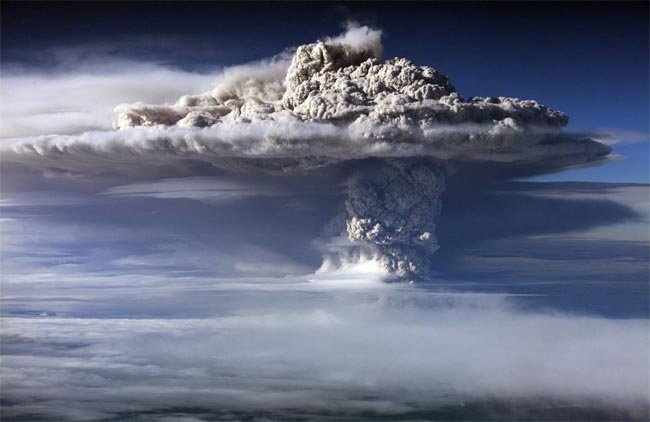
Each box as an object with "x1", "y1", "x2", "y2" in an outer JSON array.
[
  {"x1": 1, "y1": 160, "x2": 648, "y2": 420},
  {"x1": 1, "y1": 285, "x2": 648, "y2": 422}
]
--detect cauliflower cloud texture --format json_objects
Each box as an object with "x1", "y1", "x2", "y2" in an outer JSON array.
[{"x1": 2, "y1": 24, "x2": 612, "y2": 279}]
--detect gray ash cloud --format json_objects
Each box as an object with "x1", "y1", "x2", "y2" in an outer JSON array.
[
  {"x1": 1, "y1": 24, "x2": 613, "y2": 279},
  {"x1": 345, "y1": 159, "x2": 446, "y2": 279}
]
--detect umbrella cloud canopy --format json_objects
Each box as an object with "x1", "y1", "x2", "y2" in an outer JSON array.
[
  {"x1": 111, "y1": 24, "x2": 609, "y2": 165},
  {"x1": 2, "y1": 24, "x2": 613, "y2": 279}
]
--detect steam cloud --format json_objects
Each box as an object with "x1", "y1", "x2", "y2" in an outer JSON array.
[{"x1": 1, "y1": 24, "x2": 613, "y2": 279}]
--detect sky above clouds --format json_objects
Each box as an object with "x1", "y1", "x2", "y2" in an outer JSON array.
[{"x1": 1, "y1": 2, "x2": 649, "y2": 421}]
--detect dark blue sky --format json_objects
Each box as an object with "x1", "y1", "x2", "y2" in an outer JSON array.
[{"x1": 2, "y1": 1, "x2": 648, "y2": 181}]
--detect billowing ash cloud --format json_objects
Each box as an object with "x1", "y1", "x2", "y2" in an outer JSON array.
[
  {"x1": 1, "y1": 23, "x2": 613, "y2": 279},
  {"x1": 115, "y1": 24, "x2": 564, "y2": 133},
  {"x1": 345, "y1": 159, "x2": 446, "y2": 278},
  {"x1": 108, "y1": 24, "x2": 608, "y2": 162}
]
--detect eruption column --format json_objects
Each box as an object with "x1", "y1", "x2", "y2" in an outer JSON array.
[{"x1": 345, "y1": 159, "x2": 446, "y2": 279}]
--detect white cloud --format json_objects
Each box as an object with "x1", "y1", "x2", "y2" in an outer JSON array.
[
  {"x1": 1, "y1": 288, "x2": 648, "y2": 421},
  {"x1": 102, "y1": 177, "x2": 282, "y2": 202},
  {"x1": 0, "y1": 60, "x2": 219, "y2": 138}
]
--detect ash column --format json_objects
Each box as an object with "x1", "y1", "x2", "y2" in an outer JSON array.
[{"x1": 345, "y1": 158, "x2": 446, "y2": 280}]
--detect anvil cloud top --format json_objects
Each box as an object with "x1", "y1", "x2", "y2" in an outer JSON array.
[
  {"x1": 1, "y1": 24, "x2": 613, "y2": 279},
  {"x1": 6, "y1": 24, "x2": 609, "y2": 166}
]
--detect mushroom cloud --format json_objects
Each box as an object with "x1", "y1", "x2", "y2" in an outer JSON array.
[{"x1": 1, "y1": 24, "x2": 612, "y2": 280}]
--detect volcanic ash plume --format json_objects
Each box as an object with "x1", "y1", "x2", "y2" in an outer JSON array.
[
  {"x1": 345, "y1": 159, "x2": 446, "y2": 279},
  {"x1": 2, "y1": 24, "x2": 613, "y2": 280},
  {"x1": 114, "y1": 24, "x2": 573, "y2": 152}
]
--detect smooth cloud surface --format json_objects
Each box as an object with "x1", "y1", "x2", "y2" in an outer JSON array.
[{"x1": 2, "y1": 289, "x2": 648, "y2": 421}]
